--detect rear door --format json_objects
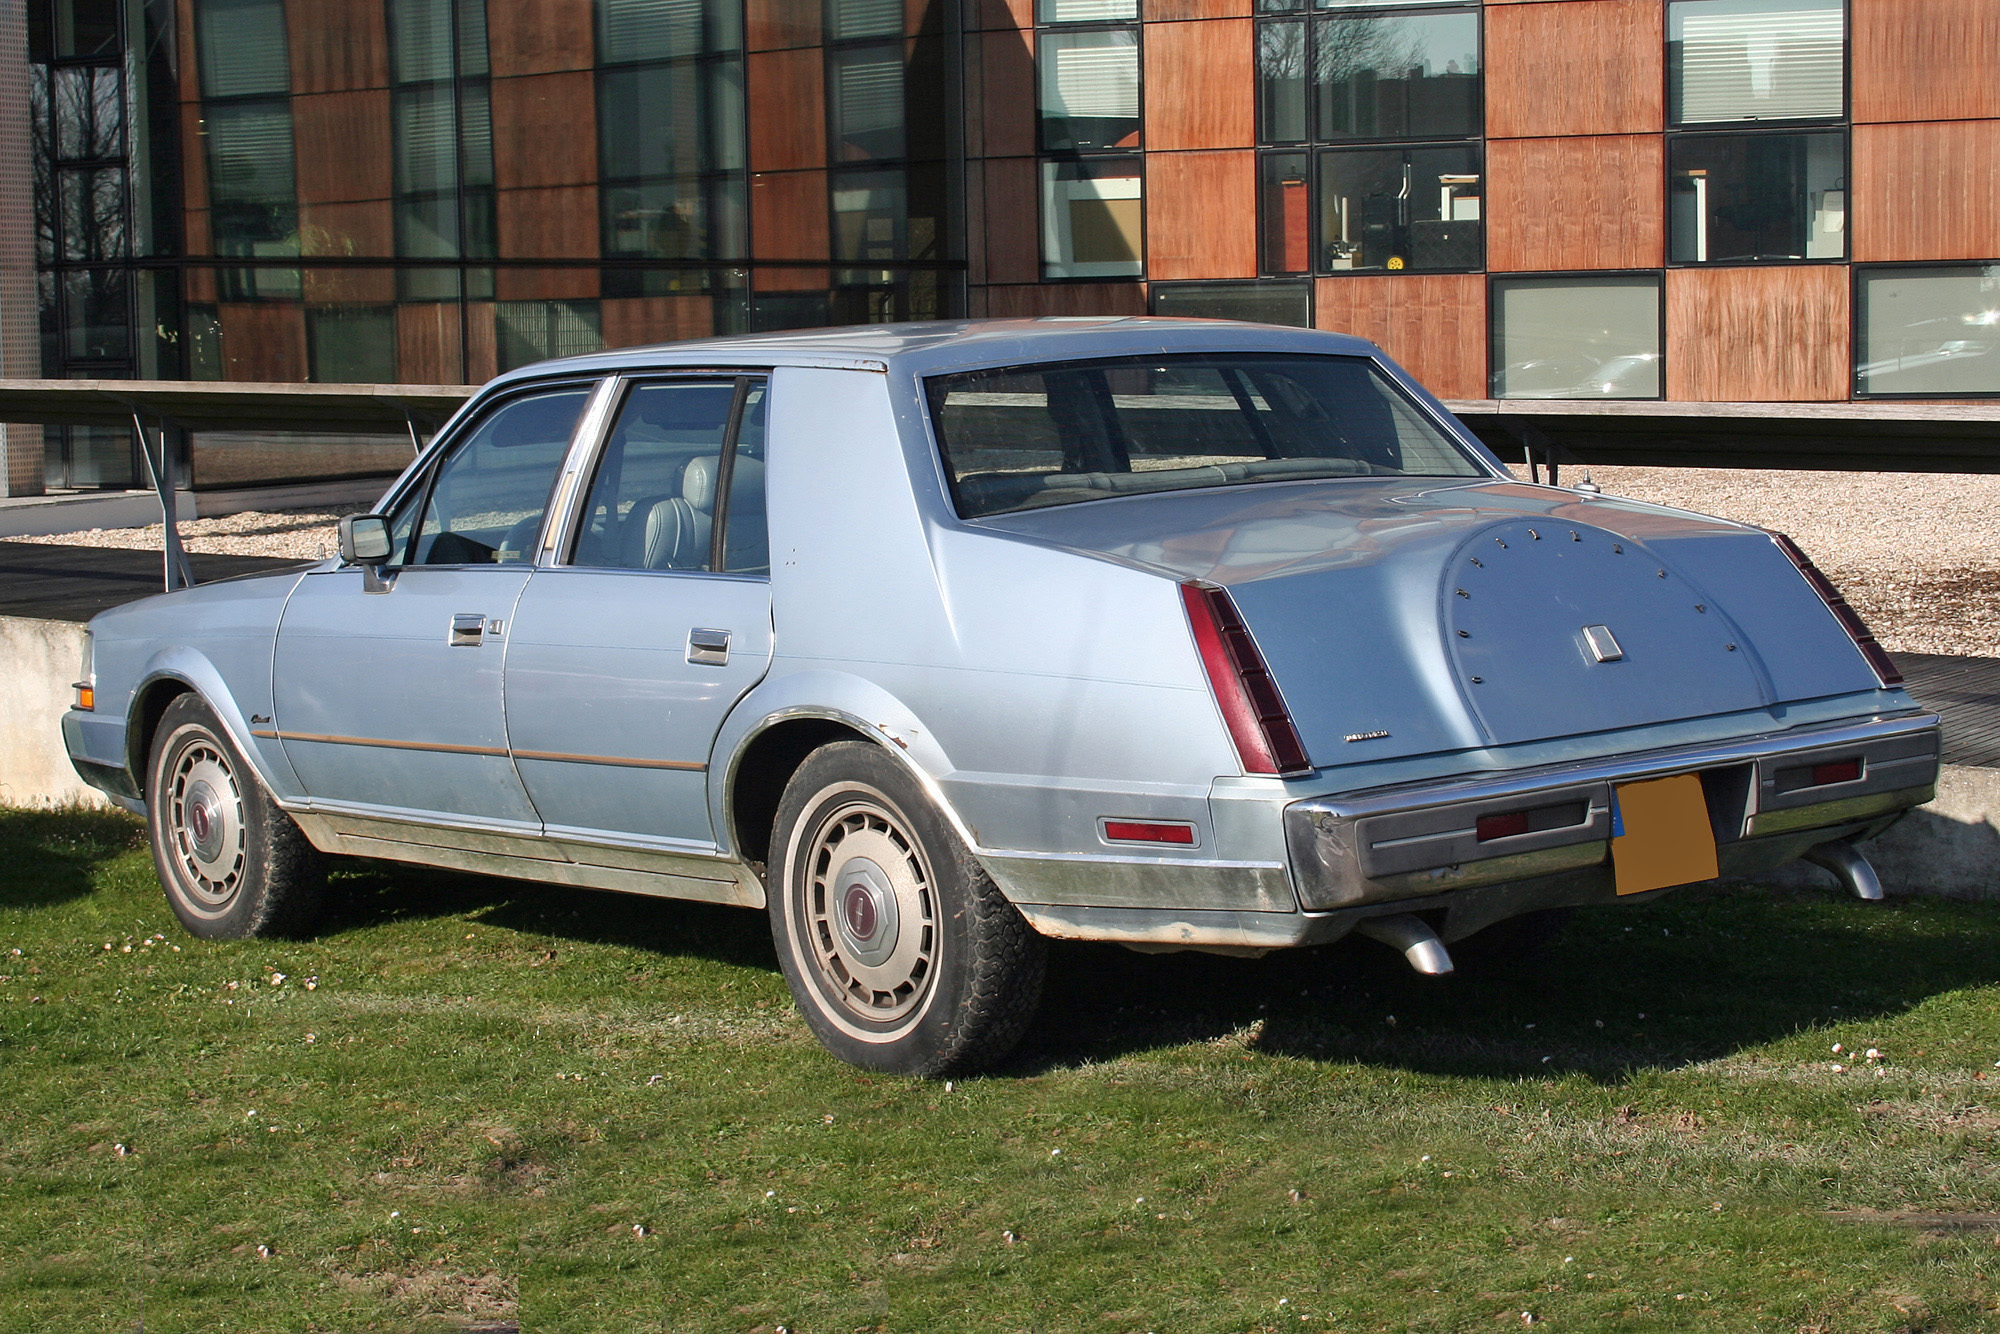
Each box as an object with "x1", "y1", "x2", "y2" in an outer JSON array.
[{"x1": 503, "y1": 376, "x2": 775, "y2": 852}]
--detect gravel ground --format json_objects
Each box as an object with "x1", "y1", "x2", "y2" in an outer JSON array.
[{"x1": 18, "y1": 468, "x2": 1999, "y2": 657}]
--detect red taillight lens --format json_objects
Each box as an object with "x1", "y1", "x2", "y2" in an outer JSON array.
[
  {"x1": 1103, "y1": 820, "x2": 1198, "y2": 845},
  {"x1": 1813, "y1": 758, "x2": 1862, "y2": 786},
  {"x1": 1475, "y1": 810, "x2": 1531, "y2": 842},
  {"x1": 1181, "y1": 582, "x2": 1312, "y2": 777},
  {"x1": 1767, "y1": 531, "x2": 1902, "y2": 687}
]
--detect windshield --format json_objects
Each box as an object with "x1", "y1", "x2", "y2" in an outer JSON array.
[{"x1": 925, "y1": 353, "x2": 1489, "y2": 519}]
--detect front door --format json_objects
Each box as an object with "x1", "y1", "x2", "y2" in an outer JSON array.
[
  {"x1": 503, "y1": 377, "x2": 775, "y2": 851},
  {"x1": 272, "y1": 381, "x2": 598, "y2": 830}
]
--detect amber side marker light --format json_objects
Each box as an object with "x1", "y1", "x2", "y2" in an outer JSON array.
[
  {"x1": 73, "y1": 682, "x2": 94, "y2": 711},
  {"x1": 1103, "y1": 820, "x2": 1197, "y2": 846},
  {"x1": 1767, "y1": 530, "x2": 1903, "y2": 687},
  {"x1": 1180, "y1": 581, "x2": 1313, "y2": 777}
]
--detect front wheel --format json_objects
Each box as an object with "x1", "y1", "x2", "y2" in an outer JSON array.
[
  {"x1": 769, "y1": 741, "x2": 1045, "y2": 1076},
  {"x1": 147, "y1": 693, "x2": 326, "y2": 939}
]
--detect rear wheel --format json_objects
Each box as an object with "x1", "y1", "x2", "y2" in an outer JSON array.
[
  {"x1": 769, "y1": 741, "x2": 1045, "y2": 1076},
  {"x1": 147, "y1": 693, "x2": 325, "y2": 939}
]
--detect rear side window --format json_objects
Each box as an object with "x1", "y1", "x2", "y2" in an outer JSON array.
[{"x1": 925, "y1": 353, "x2": 1487, "y2": 518}]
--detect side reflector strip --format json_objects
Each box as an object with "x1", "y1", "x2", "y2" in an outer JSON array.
[
  {"x1": 1103, "y1": 820, "x2": 1197, "y2": 846},
  {"x1": 1181, "y1": 582, "x2": 1313, "y2": 777}
]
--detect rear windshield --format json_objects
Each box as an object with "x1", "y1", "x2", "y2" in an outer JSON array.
[{"x1": 925, "y1": 353, "x2": 1488, "y2": 518}]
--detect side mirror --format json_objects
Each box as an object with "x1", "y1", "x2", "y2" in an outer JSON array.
[
  {"x1": 337, "y1": 515, "x2": 395, "y2": 593},
  {"x1": 338, "y1": 514, "x2": 393, "y2": 564}
]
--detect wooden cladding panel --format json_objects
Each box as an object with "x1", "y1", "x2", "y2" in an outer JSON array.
[
  {"x1": 396, "y1": 304, "x2": 465, "y2": 386},
  {"x1": 299, "y1": 202, "x2": 394, "y2": 267},
  {"x1": 493, "y1": 264, "x2": 599, "y2": 301},
  {"x1": 601, "y1": 296, "x2": 717, "y2": 348},
  {"x1": 1853, "y1": 0, "x2": 2000, "y2": 123},
  {"x1": 979, "y1": 0, "x2": 1033, "y2": 30},
  {"x1": 217, "y1": 303, "x2": 308, "y2": 382},
  {"x1": 1313, "y1": 275, "x2": 1486, "y2": 400},
  {"x1": 1486, "y1": 135, "x2": 1663, "y2": 271},
  {"x1": 1486, "y1": 0, "x2": 1663, "y2": 138},
  {"x1": 750, "y1": 170, "x2": 830, "y2": 263},
  {"x1": 981, "y1": 157, "x2": 1040, "y2": 286},
  {"x1": 748, "y1": 49, "x2": 826, "y2": 173},
  {"x1": 981, "y1": 29, "x2": 1037, "y2": 159},
  {"x1": 981, "y1": 282, "x2": 1147, "y2": 317},
  {"x1": 1144, "y1": 20, "x2": 1254, "y2": 151},
  {"x1": 1854, "y1": 121, "x2": 2000, "y2": 262},
  {"x1": 1147, "y1": 0, "x2": 1252, "y2": 17},
  {"x1": 495, "y1": 185, "x2": 598, "y2": 261},
  {"x1": 492, "y1": 73, "x2": 598, "y2": 190},
  {"x1": 1146, "y1": 150, "x2": 1257, "y2": 280},
  {"x1": 285, "y1": 0, "x2": 389, "y2": 94},
  {"x1": 292, "y1": 91, "x2": 393, "y2": 204},
  {"x1": 487, "y1": 0, "x2": 595, "y2": 77},
  {"x1": 1665, "y1": 266, "x2": 1848, "y2": 402},
  {"x1": 747, "y1": 0, "x2": 821, "y2": 50}
]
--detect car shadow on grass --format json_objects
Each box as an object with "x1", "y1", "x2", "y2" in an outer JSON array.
[
  {"x1": 0, "y1": 806, "x2": 147, "y2": 911},
  {"x1": 1008, "y1": 884, "x2": 2000, "y2": 1084}
]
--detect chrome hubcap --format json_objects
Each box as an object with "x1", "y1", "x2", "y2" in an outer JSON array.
[
  {"x1": 168, "y1": 739, "x2": 246, "y2": 911},
  {"x1": 804, "y1": 800, "x2": 935, "y2": 1023}
]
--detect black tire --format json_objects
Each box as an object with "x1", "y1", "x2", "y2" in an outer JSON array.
[
  {"x1": 147, "y1": 693, "x2": 326, "y2": 939},
  {"x1": 768, "y1": 741, "x2": 1046, "y2": 1076}
]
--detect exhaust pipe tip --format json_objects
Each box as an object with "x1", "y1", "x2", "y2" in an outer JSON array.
[
  {"x1": 1356, "y1": 914, "x2": 1455, "y2": 976},
  {"x1": 1803, "y1": 839, "x2": 1884, "y2": 902}
]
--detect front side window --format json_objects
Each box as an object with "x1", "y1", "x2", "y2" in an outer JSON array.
[
  {"x1": 1857, "y1": 265, "x2": 2000, "y2": 398},
  {"x1": 396, "y1": 385, "x2": 593, "y2": 566},
  {"x1": 927, "y1": 353, "x2": 1486, "y2": 519},
  {"x1": 570, "y1": 379, "x2": 769, "y2": 574}
]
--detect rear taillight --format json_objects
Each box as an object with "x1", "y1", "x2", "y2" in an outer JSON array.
[
  {"x1": 1767, "y1": 530, "x2": 1903, "y2": 687},
  {"x1": 1180, "y1": 582, "x2": 1312, "y2": 777}
]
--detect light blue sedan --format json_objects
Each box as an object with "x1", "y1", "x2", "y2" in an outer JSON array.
[{"x1": 63, "y1": 320, "x2": 1940, "y2": 1074}]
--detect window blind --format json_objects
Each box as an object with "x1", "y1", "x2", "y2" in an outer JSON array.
[
  {"x1": 835, "y1": 54, "x2": 903, "y2": 136},
  {"x1": 1671, "y1": 0, "x2": 1843, "y2": 123},
  {"x1": 1046, "y1": 39, "x2": 1139, "y2": 120},
  {"x1": 196, "y1": 0, "x2": 289, "y2": 99}
]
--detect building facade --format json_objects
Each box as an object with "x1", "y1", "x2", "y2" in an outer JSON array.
[{"x1": 11, "y1": 0, "x2": 2000, "y2": 492}]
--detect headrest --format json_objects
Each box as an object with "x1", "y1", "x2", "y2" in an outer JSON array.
[{"x1": 682, "y1": 454, "x2": 766, "y2": 513}]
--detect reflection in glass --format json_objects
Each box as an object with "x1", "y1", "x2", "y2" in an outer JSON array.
[
  {"x1": 1258, "y1": 152, "x2": 1311, "y2": 274},
  {"x1": 833, "y1": 169, "x2": 907, "y2": 269},
  {"x1": 1858, "y1": 266, "x2": 2000, "y2": 397},
  {"x1": 1669, "y1": 0, "x2": 1843, "y2": 125},
  {"x1": 58, "y1": 167, "x2": 126, "y2": 261},
  {"x1": 61, "y1": 268, "x2": 130, "y2": 360},
  {"x1": 1315, "y1": 10, "x2": 1480, "y2": 140},
  {"x1": 308, "y1": 306, "x2": 397, "y2": 383},
  {"x1": 830, "y1": 0, "x2": 906, "y2": 39},
  {"x1": 830, "y1": 44, "x2": 905, "y2": 161},
  {"x1": 1152, "y1": 281, "x2": 1312, "y2": 327},
  {"x1": 52, "y1": 0, "x2": 121, "y2": 58},
  {"x1": 496, "y1": 300, "x2": 604, "y2": 372},
  {"x1": 1038, "y1": 29, "x2": 1140, "y2": 153},
  {"x1": 195, "y1": 0, "x2": 290, "y2": 98},
  {"x1": 1041, "y1": 158, "x2": 1142, "y2": 279},
  {"x1": 204, "y1": 100, "x2": 298, "y2": 256},
  {"x1": 1258, "y1": 20, "x2": 1307, "y2": 143},
  {"x1": 1492, "y1": 276, "x2": 1663, "y2": 399},
  {"x1": 389, "y1": 0, "x2": 489, "y2": 81},
  {"x1": 1668, "y1": 131, "x2": 1844, "y2": 262},
  {"x1": 52, "y1": 67, "x2": 122, "y2": 160},
  {"x1": 597, "y1": 0, "x2": 740, "y2": 63},
  {"x1": 1039, "y1": 0, "x2": 1138, "y2": 20},
  {"x1": 1317, "y1": 144, "x2": 1480, "y2": 272}
]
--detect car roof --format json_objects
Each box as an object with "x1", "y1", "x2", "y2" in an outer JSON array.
[{"x1": 486, "y1": 317, "x2": 1386, "y2": 389}]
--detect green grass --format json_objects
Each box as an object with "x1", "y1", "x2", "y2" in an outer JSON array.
[{"x1": 1, "y1": 806, "x2": 1996, "y2": 1333}]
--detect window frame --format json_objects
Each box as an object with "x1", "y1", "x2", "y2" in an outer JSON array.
[
  {"x1": 1851, "y1": 262, "x2": 2000, "y2": 401},
  {"x1": 1033, "y1": 5, "x2": 1147, "y2": 284},
  {"x1": 1486, "y1": 270, "x2": 1668, "y2": 402}
]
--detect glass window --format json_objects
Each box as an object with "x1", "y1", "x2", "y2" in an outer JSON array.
[
  {"x1": 1151, "y1": 281, "x2": 1312, "y2": 327},
  {"x1": 52, "y1": 0, "x2": 121, "y2": 59},
  {"x1": 389, "y1": 0, "x2": 488, "y2": 81},
  {"x1": 52, "y1": 67, "x2": 122, "y2": 162},
  {"x1": 1668, "y1": 131, "x2": 1844, "y2": 263},
  {"x1": 596, "y1": 0, "x2": 740, "y2": 64},
  {"x1": 1258, "y1": 152, "x2": 1311, "y2": 274},
  {"x1": 495, "y1": 300, "x2": 603, "y2": 372},
  {"x1": 603, "y1": 177, "x2": 744, "y2": 265},
  {"x1": 829, "y1": 0, "x2": 906, "y2": 39},
  {"x1": 61, "y1": 269, "x2": 129, "y2": 360},
  {"x1": 571, "y1": 379, "x2": 767, "y2": 573},
  {"x1": 1857, "y1": 266, "x2": 2000, "y2": 398},
  {"x1": 1314, "y1": 9, "x2": 1480, "y2": 141},
  {"x1": 600, "y1": 64, "x2": 729, "y2": 178},
  {"x1": 1669, "y1": 0, "x2": 1843, "y2": 125},
  {"x1": 928, "y1": 354, "x2": 1483, "y2": 519},
  {"x1": 829, "y1": 44, "x2": 905, "y2": 161},
  {"x1": 195, "y1": 0, "x2": 291, "y2": 99},
  {"x1": 58, "y1": 167, "x2": 126, "y2": 262},
  {"x1": 1038, "y1": 29, "x2": 1140, "y2": 153},
  {"x1": 308, "y1": 306, "x2": 396, "y2": 383},
  {"x1": 1492, "y1": 275, "x2": 1663, "y2": 399},
  {"x1": 405, "y1": 387, "x2": 593, "y2": 565},
  {"x1": 203, "y1": 100, "x2": 298, "y2": 255},
  {"x1": 1039, "y1": 0, "x2": 1138, "y2": 20},
  {"x1": 1258, "y1": 20, "x2": 1308, "y2": 143},
  {"x1": 1318, "y1": 144, "x2": 1480, "y2": 272},
  {"x1": 1041, "y1": 158, "x2": 1142, "y2": 279}
]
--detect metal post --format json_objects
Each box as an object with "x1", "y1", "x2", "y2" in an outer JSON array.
[{"x1": 130, "y1": 410, "x2": 193, "y2": 592}]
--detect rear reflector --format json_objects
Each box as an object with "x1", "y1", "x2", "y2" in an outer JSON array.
[
  {"x1": 1103, "y1": 820, "x2": 1198, "y2": 845},
  {"x1": 1181, "y1": 582, "x2": 1313, "y2": 777},
  {"x1": 1767, "y1": 531, "x2": 1903, "y2": 686},
  {"x1": 1475, "y1": 810, "x2": 1529, "y2": 842},
  {"x1": 1475, "y1": 800, "x2": 1591, "y2": 843},
  {"x1": 1775, "y1": 756, "x2": 1864, "y2": 793}
]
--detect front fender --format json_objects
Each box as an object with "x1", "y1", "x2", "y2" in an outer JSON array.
[
  {"x1": 127, "y1": 646, "x2": 304, "y2": 804},
  {"x1": 709, "y1": 666, "x2": 973, "y2": 858}
]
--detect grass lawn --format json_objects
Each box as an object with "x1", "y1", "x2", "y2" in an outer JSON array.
[{"x1": 0, "y1": 806, "x2": 1996, "y2": 1333}]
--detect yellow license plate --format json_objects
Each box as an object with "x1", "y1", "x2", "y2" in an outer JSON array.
[{"x1": 1611, "y1": 773, "x2": 1719, "y2": 896}]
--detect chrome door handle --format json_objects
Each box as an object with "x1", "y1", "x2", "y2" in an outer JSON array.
[
  {"x1": 449, "y1": 612, "x2": 485, "y2": 647},
  {"x1": 687, "y1": 628, "x2": 731, "y2": 665}
]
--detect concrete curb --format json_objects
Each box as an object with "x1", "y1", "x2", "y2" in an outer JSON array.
[{"x1": 0, "y1": 611, "x2": 1992, "y2": 899}]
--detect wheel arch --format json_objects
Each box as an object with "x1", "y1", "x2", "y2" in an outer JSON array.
[{"x1": 124, "y1": 649, "x2": 287, "y2": 802}]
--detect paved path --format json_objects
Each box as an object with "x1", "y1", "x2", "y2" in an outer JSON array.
[{"x1": 0, "y1": 539, "x2": 1991, "y2": 770}]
